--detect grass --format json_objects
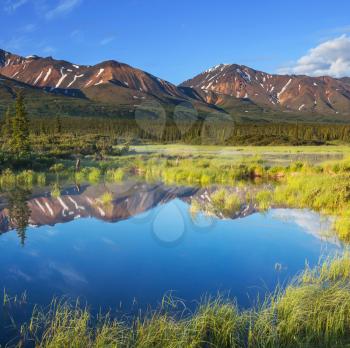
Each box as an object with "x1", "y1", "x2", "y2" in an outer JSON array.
[
  {"x1": 211, "y1": 189, "x2": 242, "y2": 216},
  {"x1": 99, "y1": 192, "x2": 113, "y2": 205},
  {"x1": 50, "y1": 183, "x2": 61, "y2": 198},
  {"x1": 190, "y1": 188, "x2": 244, "y2": 219},
  {"x1": 273, "y1": 171, "x2": 350, "y2": 241},
  {"x1": 2, "y1": 145, "x2": 350, "y2": 240},
  {"x1": 0, "y1": 169, "x2": 47, "y2": 189},
  {"x1": 255, "y1": 190, "x2": 273, "y2": 211},
  {"x1": 2, "y1": 254, "x2": 348, "y2": 347},
  {"x1": 133, "y1": 144, "x2": 350, "y2": 155},
  {"x1": 0, "y1": 144, "x2": 347, "y2": 189}
]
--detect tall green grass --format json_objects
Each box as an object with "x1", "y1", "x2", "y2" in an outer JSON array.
[
  {"x1": 274, "y1": 173, "x2": 350, "y2": 241},
  {"x1": 2, "y1": 152, "x2": 350, "y2": 240},
  {"x1": 5, "y1": 254, "x2": 349, "y2": 347}
]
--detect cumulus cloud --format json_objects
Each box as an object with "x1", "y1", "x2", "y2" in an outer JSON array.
[
  {"x1": 45, "y1": 0, "x2": 82, "y2": 19},
  {"x1": 279, "y1": 35, "x2": 350, "y2": 78}
]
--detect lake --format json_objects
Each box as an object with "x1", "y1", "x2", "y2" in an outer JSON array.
[{"x1": 0, "y1": 181, "x2": 342, "y2": 343}]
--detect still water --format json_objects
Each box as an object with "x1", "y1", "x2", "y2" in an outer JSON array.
[{"x1": 0, "y1": 181, "x2": 341, "y2": 317}]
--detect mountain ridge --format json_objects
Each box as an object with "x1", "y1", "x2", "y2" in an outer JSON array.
[
  {"x1": 1, "y1": 48, "x2": 350, "y2": 122},
  {"x1": 180, "y1": 63, "x2": 350, "y2": 117},
  {"x1": 0, "y1": 48, "x2": 186, "y2": 99}
]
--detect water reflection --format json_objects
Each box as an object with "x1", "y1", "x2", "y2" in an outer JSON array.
[
  {"x1": 3, "y1": 187, "x2": 31, "y2": 245},
  {"x1": 0, "y1": 182, "x2": 198, "y2": 235},
  {"x1": 0, "y1": 182, "x2": 340, "y2": 247},
  {"x1": 0, "y1": 182, "x2": 343, "y2": 323}
]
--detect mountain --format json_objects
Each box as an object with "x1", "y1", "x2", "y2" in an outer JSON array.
[
  {"x1": 0, "y1": 49, "x2": 183, "y2": 98},
  {"x1": 180, "y1": 64, "x2": 350, "y2": 119},
  {"x1": 0, "y1": 73, "x2": 145, "y2": 118},
  {"x1": 2, "y1": 48, "x2": 350, "y2": 123},
  {"x1": 0, "y1": 49, "x2": 226, "y2": 120}
]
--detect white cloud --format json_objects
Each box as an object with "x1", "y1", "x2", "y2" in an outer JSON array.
[
  {"x1": 279, "y1": 35, "x2": 350, "y2": 78},
  {"x1": 100, "y1": 36, "x2": 115, "y2": 46},
  {"x1": 4, "y1": 0, "x2": 29, "y2": 12},
  {"x1": 271, "y1": 209, "x2": 337, "y2": 244},
  {"x1": 45, "y1": 0, "x2": 82, "y2": 19}
]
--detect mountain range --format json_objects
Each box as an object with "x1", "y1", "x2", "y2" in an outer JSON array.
[{"x1": 1, "y1": 48, "x2": 350, "y2": 123}]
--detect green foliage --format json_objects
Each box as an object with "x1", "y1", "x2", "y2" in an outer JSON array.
[
  {"x1": 11, "y1": 93, "x2": 30, "y2": 159},
  {"x1": 51, "y1": 183, "x2": 61, "y2": 198},
  {"x1": 88, "y1": 168, "x2": 102, "y2": 183},
  {"x1": 6, "y1": 187, "x2": 31, "y2": 246},
  {"x1": 6, "y1": 254, "x2": 350, "y2": 347},
  {"x1": 106, "y1": 168, "x2": 126, "y2": 182},
  {"x1": 2, "y1": 107, "x2": 13, "y2": 150},
  {"x1": 49, "y1": 163, "x2": 65, "y2": 174},
  {"x1": 99, "y1": 192, "x2": 113, "y2": 205},
  {"x1": 255, "y1": 190, "x2": 273, "y2": 211},
  {"x1": 212, "y1": 189, "x2": 242, "y2": 216}
]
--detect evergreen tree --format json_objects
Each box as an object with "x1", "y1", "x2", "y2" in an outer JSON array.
[
  {"x1": 2, "y1": 106, "x2": 13, "y2": 151},
  {"x1": 12, "y1": 93, "x2": 30, "y2": 159},
  {"x1": 7, "y1": 188, "x2": 31, "y2": 246}
]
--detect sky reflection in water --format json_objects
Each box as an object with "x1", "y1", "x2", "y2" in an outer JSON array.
[{"x1": 0, "y1": 192, "x2": 341, "y2": 313}]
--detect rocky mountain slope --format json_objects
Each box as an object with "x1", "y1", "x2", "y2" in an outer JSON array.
[
  {"x1": 180, "y1": 64, "x2": 350, "y2": 117},
  {"x1": 0, "y1": 49, "x2": 227, "y2": 120},
  {"x1": 1, "y1": 48, "x2": 350, "y2": 122},
  {"x1": 0, "y1": 49, "x2": 184, "y2": 99}
]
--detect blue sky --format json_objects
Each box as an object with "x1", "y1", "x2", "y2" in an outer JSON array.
[{"x1": 2, "y1": 0, "x2": 350, "y2": 83}]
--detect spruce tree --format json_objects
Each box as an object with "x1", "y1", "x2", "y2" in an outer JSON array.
[
  {"x1": 2, "y1": 106, "x2": 13, "y2": 151},
  {"x1": 12, "y1": 93, "x2": 30, "y2": 159}
]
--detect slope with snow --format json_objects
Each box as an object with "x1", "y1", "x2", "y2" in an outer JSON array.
[{"x1": 180, "y1": 64, "x2": 350, "y2": 116}]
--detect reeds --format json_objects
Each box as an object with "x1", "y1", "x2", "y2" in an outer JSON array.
[{"x1": 6, "y1": 254, "x2": 348, "y2": 347}]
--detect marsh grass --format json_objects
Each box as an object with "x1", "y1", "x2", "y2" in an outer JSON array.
[
  {"x1": 106, "y1": 168, "x2": 126, "y2": 182},
  {"x1": 0, "y1": 169, "x2": 47, "y2": 189},
  {"x1": 99, "y1": 192, "x2": 113, "y2": 205},
  {"x1": 255, "y1": 190, "x2": 273, "y2": 211},
  {"x1": 2, "y1": 254, "x2": 346, "y2": 347},
  {"x1": 50, "y1": 183, "x2": 61, "y2": 198},
  {"x1": 2, "y1": 150, "x2": 350, "y2": 239},
  {"x1": 273, "y1": 173, "x2": 350, "y2": 241},
  {"x1": 190, "y1": 188, "x2": 244, "y2": 220},
  {"x1": 88, "y1": 168, "x2": 102, "y2": 184},
  {"x1": 211, "y1": 189, "x2": 242, "y2": 216}
]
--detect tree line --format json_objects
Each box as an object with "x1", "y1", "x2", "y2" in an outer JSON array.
[
  {"x1": 23, "y1": 117, "x2": 350, "y2": 145},
  {"x1": 2, "y1": 94, "x2": 350, "y2": 149}
]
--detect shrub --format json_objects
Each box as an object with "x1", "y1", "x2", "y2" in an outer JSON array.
[{"x1": 88, "y1": 168, "x2": 101, "y2": 183}]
